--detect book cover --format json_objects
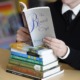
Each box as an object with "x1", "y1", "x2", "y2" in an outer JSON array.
[
  {"x1": 20, "y1": 2, "x2": 56, "y2": 47},
  {"x1": 10, "y1": 42, "x2": 32, "y2": 52}
]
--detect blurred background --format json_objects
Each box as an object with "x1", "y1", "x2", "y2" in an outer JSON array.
[{"x1": 0, "y1": 0, "x2": 56, "y2": 49}]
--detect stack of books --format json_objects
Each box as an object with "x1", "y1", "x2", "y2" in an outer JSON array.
[{"x1": 6, "y1": 42, "x2": 64, "y2": 80}]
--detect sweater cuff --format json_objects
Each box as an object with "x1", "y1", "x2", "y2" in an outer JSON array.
[{"x1": 59, "y1": 46, "x2": 70, "y2": 59}]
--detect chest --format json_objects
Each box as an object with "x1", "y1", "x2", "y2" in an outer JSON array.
[
  {"x1": 52, "y1": 12, "x2": 80, "y2": 37},
  {"x1": 52, "y1": 12, "x2": 80, "y2": 49}
]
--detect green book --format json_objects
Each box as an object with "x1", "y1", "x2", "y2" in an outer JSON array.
[
  {"x1": 10, "y1": 55, "x2": 42, "y2": 65},
  {"x1": 9, "y1": 59, "x2": 58, "y2": 72}
]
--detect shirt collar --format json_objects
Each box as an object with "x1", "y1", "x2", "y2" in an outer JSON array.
[{"x1": 62, "y1": 3, "x2": 80, "y2": 16}]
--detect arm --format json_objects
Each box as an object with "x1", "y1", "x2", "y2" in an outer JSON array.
[
  {"x1": 43, "y1": 37, "x2": 80, "y2": 70},
  {"x1": 63, "y1": 47, "x2": 80, "y2": 70}
]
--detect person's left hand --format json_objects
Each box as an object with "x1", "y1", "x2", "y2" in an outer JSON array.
[{"x1": 43, "y1": 37, "x2": 68, "y2": 57}]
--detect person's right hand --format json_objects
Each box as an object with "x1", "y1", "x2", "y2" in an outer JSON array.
[{"x1": 16, "y1": 27, "x2": 31, "y2": 43}]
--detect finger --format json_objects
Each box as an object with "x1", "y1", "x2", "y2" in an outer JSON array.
[
  {"x1": 16, "y1": 34, "x2": 26, "y2": 42},
  {"x1": 16, "y1": 35, "x2": 25, "y2": 42},
  {"x1": 43, "y1": 38, "x2": 59, "y2": 47},
  {"x1": 17, "y1": 32, "x2": 30, "y2": 40},
  {"x1": 45, "y1": 41, "x2": 62, "y2": 49},
  {"x1": 18, "y1": 27, "x2": 29, "y2": 34},
  {"x1": 17, "y1": 27, "x2": 31, "y2": 39},
  {"x1": 45, "y1": 42, "x2": 60, "y2": 51},
  {"x1": 43, "y1": 38, "x2": 65, "y2": 49},
  {"x1": 44, "y1": 37, "x2": 62, "y2": 44},
  {"x1": 16, "y1": 34, "x2": 31, "y2": 42}
]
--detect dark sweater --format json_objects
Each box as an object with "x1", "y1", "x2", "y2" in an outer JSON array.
[{"x1": 47, "y1": 1, "x2": 80, "y2": 69}]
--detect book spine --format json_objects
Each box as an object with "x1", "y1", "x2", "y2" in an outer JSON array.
[
  {"x1": 11, "y1": 51, "x2": 42, "y2": 62},
  {"x1": 10, "y1": 55, "x2": 43, "y2": 65},
  {"x1": 9, "y1": 59, "x2": 43, "y2": 71},
  {"x1": 7, "y1": 63, "x2": 42, "y2": 78}
]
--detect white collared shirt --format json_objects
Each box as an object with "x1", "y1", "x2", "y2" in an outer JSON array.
[
  {"x1": 60, "y1": 4, "x2": 80, "y2": 59},
  {"x1": 62, "y1": 3, "x2": 80, "y2": 19}
]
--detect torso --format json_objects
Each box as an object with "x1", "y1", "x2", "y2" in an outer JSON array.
[{"x1": 48, "y1": 1, "x2": 80, "y2": 50}]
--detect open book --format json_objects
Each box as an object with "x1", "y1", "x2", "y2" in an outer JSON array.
[{"x1": 20, "y1": 2, "x2": 56, "y2": 47}]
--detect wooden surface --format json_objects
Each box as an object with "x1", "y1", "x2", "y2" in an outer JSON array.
[
  {"x1": 0, "y1": 48, "x2": 80, "y2": 80},
  {"x1": 0, "y1": 49, "x2": 31, "y2": 80}
]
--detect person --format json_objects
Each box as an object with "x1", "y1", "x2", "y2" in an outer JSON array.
[{"x1": 17, "y1": 0, "x2": 80, "y2": 69}]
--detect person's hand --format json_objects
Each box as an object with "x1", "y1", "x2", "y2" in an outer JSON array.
[
  {"x1": 16, "y1": 27, "x2": 31, "y2": 42},
  {"x1": 43, "y1": 37, "x2": 68, "y2": 57}
]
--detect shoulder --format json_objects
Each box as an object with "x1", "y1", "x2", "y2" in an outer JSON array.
[{"x1": 46, "y1": 1, "x2": 62, "y2": 12}]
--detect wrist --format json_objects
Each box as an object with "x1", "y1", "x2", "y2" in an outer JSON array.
[{"x1": 59, "y1": 46, "x2": 70, "y2": 59}]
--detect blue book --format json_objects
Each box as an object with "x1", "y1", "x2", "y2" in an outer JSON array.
[{"x1": 11, "y1": 50, "x2": 42, "y2": 62}]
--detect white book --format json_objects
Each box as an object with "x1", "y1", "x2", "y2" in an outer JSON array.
[
  {"x1": 42, "y1": 61, "x2": 58, "y2": 71},
  {"x1": 42, "y1": 70, "x2": 64, "y2": 80},
  {"x1": 25, "y1": 61, "x2": 59, "y2": 71},
  {"x1": 11, "y1": 48, "x2": 27, "y2": 54},
  {"x1": 43, "y1": 66, "x2": 61, "y2": 78},
  {"x1": 20, "y1": 2, "x2": 56, "y2": 47}
]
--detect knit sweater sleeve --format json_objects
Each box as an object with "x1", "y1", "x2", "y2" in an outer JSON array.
[{"x1": 63, "y1": 47, "x2": 80, "y2": 70}]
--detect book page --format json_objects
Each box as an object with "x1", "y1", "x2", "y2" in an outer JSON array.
[{"x1": 25, "y1": 7, "x2": 56, "y2": 47}]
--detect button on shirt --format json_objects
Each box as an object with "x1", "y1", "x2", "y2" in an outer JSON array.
[{"x1": 59, "y1": 3, "x2": 80, "y2": 59}]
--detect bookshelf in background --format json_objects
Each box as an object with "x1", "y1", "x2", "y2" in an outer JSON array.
[{"x1": 0, "y1": 0, "x2": 23, "y2": 49}]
